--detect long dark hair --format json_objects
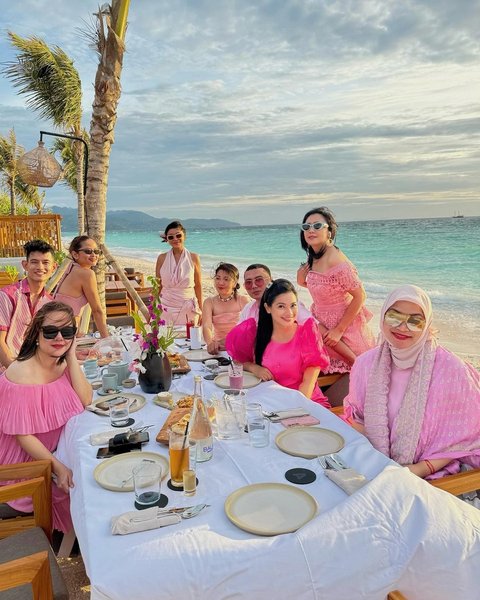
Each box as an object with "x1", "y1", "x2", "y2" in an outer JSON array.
[
  {"x1": 17, "y1": 301, "x2": 76, "y2": 363},
  {"x1": 254, "y1": 279, "x2": 297, "y2": 365},
  {"x1": 300, "y1": 207, "x2": 338, "y2": 268}
]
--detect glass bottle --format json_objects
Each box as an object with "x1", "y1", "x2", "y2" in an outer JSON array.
[{"x1": 189, "y1": 375, "x2": 213, "y2": 462}]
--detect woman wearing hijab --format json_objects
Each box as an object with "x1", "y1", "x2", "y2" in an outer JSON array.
[{"x1": 344, "y1": 284, "x2": 480, "y2": 479}]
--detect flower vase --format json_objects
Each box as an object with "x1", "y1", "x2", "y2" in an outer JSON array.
[{"x1": 138, "y1": 353, "x2": 172, "y2": 394}]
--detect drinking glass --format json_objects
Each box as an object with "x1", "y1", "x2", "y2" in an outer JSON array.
[
  {"x1": 213, "y1": 390, "x2": 247, "y2": 440},
  {"x1": 228, "y1": 363, "x2": 243, "y2": 389},
  {"x1": 109, "y1": 397, "x2": 130, "y2": 427},
  {"x1": 169, "y1": 429, "x2": 191, "y2": 488},
  {"x1": 133, "y1": 460, "x2": 162, "y2": 506},
  {"x1": 247, "y1": 417, "x2": 270, "y2": 448}
]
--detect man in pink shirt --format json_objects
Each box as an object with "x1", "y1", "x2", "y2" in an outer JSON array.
[
  {"x1": 239, "y1": 263, "x2": 311, "y2": 323},
  {"x1": 0, "y1": 239, "x2": 56, "y2": 367}
]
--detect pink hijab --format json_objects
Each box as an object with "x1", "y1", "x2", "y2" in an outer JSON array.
[{"x1": 380, "y1": 284, "x2": 435, "y2": 369}]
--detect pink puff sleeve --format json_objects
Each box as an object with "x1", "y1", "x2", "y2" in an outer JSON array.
[
  {"x1": 299, "y1": 318, "x2": 330, "y2": 372},
  {"x1": 225, "y1": 318, "x2": 257, "y2": 364}
]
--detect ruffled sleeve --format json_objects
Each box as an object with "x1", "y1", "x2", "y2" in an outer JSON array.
[
  {"x1": 299, "y1": 318, "x2": 330, "y2": 372},
  {"x1": 340, "y1": 261, "x2": 362, "y2": 291},
  {"x1": 225, "y1": 318, "x2": 257, "y2": 363},
  {"x1": 0, "y1": 373, "x2": 84, "y2": 435}
]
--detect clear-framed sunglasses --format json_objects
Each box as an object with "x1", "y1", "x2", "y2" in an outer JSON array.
[{"x1": 300, "y1": 222, "x2": 329, "y2": 232}]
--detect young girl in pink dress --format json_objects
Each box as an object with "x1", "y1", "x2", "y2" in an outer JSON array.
[
  {"x1": 297, "y1": 207, "x2": 375, "y2": 374},
  {"x1": 344, "y1": 285, "x2": 480, "y2": 479},
  {"x1": 203, "y1": 263, "x2": 249, "y2": 355},
  {"x1": 0, "y1": 301, "x2": 92, "y2": 532},
  {"x1": 226, "y1": 279, "x2": 331, "y2": 407}
]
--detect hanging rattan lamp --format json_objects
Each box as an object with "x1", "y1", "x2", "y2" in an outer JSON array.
[{"x1": 17, "y1": 140, "x2": 63, "y2": 187}]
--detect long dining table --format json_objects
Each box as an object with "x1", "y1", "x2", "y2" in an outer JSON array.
[{"x1": 56, "y1": 355, "x2": 480, "y2": 600}]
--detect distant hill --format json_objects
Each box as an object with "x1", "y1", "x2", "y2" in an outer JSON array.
[{"x1": 50, "y1": 206, "x2": 241, "y2": 232}]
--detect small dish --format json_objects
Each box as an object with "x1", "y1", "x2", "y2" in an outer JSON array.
[
  {"x1": 91, "y1": 380, "x2": 102, "y2": 390},
  {"x1": 97, "y1": 387, "x2": 122, "y2": 396},
  {"x1": 122, "y1": 378, "x2": 136, "y2": 389}
]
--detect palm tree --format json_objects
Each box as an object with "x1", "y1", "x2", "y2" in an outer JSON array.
[
  {"x1": 83, "y1": 0, "x2": 130, "y2": 302},
  {"x1": 0, "y1": 128, "x2": 44, "y2": 214},
  {"x1": 3, "y1": 33, "x2": 86, "y2": 232}
]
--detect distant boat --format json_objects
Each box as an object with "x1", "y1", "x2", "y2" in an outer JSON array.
[{"x1": 452, "y1": 211, "x2": 464, "y2": 218}]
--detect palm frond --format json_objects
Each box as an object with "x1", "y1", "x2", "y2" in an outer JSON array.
[{"x1": 3, "y1": 32, "x2": 82, "y2": 129}]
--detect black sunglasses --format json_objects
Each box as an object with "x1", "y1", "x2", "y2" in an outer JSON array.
[
  {"x1": 167, "y1": 233, "x2": 183, "y2": 241},
  {"x1": 78, "y1": 248, "x2": 101, "y2": 255},
  {"x1": 41, "y1": 325, "x2": 77, "y2": 340}
]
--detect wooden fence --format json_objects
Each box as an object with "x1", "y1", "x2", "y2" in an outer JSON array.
[{"x1": 0, "y1": 214, "x2": 62, "y2": 258}]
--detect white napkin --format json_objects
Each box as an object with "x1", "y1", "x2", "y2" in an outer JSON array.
[
  {"x1": 324, "y1": 468, "x2": 369, "y2": 495},
  {"x1": 111, "y1": 507, "x2": 181, "y2": 535},
  {"x1": 268, "y1": 408, "x2": 309, "y2": 422},
  {"x1": 90, "y1": 427, "x2": 131, "y2": 446}
]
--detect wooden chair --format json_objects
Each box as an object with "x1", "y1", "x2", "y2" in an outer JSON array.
[
  {"x1": 105, "y1": 290, "x2": 132, "y2": 317},
  {"x1": 0, "y1": 460, "x2": 69, "y2": 599},
  {"x1": 429, "y1": 467, "x2": 480, "y2": 496}
]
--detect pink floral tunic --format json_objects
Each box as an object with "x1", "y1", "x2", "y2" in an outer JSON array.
[
  {"x1": 306, "y1": 261, "x2": 375, "y2": 373},
  {"x1": 226, "y1": 318, "x2": 331, "y2": 407}
]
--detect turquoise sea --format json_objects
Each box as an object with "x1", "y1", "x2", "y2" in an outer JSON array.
[{"x1": 65, "y1": 216, "x2": 479, "y2": 335}]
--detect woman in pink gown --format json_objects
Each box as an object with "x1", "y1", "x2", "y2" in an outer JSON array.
[
  {"x1": 226, "y1": 279, "x2": 331, "y2": 407},
  {"x1": 203, "y1": 263, "x2": 249, "y2": 354},
  {"x1": 344, "y1": 285, "x2": 480, "y2": 479},
  {"x1": 155, "y1": 221, "x2": 202, "y2": 326},
  {"x1": 297, "y1": 207, "x2": 375, "y2": 374},
  {"x1": 0, "y1": 301, "x2": 92, "y2": 532}
]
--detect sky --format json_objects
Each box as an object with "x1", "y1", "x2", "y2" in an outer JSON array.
[{"x1": 0, "y1": 0, "x2": 479, "y2": 225}]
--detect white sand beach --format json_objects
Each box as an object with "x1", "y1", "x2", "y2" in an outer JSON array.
[{"x1": 115, "y1": 253, "x2": 480, "y2": 369}]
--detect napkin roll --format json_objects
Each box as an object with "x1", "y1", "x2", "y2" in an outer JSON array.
[
  {"x1": 268, "y1": 408, "x2": 309, "y2": 422},
  {"x1": 324, "y1": 468, "x2": 368, "y2": 495},
  {"x1": 111, "y1": 507, "x2": 181, "y2": 535}
]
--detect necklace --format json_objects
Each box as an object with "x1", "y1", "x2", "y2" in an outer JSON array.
[{"x1": 217, "y1": 293, "x2": 234, "y2": 302}]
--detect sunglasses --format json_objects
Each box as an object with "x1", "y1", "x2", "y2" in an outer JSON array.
[
  {"x1": 244, "y1": 276, "x2": 268, "y2": 289},
  {"x1": 301, "y1": 222, "x2": 329, "y2": 232},
  {"x1": 41, "y1": 325, "x2": 77, "y2": 340},
  {"x1": 78, "y1": 248, "x2": 101, "y2": 255},
  {"x1": 384, "y1": 309, "x2": 426, "y2": 332},
  {"x1": 167, "y1": 233, "x2": 183, "y2": 241}
]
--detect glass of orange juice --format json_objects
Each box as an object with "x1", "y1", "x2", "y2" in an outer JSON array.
[{"x1": 169, "y1": 427, "x2": 190, "y2": 487}]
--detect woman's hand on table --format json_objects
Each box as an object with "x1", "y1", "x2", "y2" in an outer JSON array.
[
  {"x1": 207, "y1": 340, "x2": 220, "y2": 355},
  {"x1": 251, "y1": 365, "x2": 273, "y2": 381}
]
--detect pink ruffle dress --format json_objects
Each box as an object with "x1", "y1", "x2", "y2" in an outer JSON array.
[
  {"x1": 344, "y1": 346, "x2": 480, "y2": 478},
  {"x1": 306, "y1": 261, "x2": 375, "y2": 373},
  {"x1": 0, "y1": 372, "x2": 85, "y2": 532},
  {"x1": 226, "y1": 318, "x2": 331, "y2": 407}
]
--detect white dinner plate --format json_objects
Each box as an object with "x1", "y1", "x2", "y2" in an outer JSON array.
[
  {"x1": 183, "y1": 349, "x2": 220, "y2": 362},
  {"x1": 93, "y1": 451, "x2": 169, "y2": 492},
  {"x1": 275, "y1": 427, "x2": 345, "y2": 459},
  {"x1": 89, "y1": 393, "x2": 146, "y2": 415},
  {"x1": 214, "y1": 372, "x2": 261, "y2": 389},
  {"x1": 225, "y1": 483, "x2": 318, "y2": 536}
]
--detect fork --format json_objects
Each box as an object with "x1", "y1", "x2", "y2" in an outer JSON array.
[{"x1": 326, "y1": 453, "x2": 348, "y2": 470}]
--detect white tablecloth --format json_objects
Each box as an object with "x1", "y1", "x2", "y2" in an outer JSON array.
[{"x1": 56, "y1": 364, "x2": 480, "y2": 600}]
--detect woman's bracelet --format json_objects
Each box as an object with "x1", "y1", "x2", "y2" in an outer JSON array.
[{"x1": 424, "y1": 459, "x2": 436, "y2": 475}]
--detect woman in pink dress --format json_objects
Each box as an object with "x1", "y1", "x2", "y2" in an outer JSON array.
[
  {"x1": 203, "y1": 263, "x2": 249, "y2": 354},
  {"x1": 297, "y1": 207, "x2": 375, "y2": 374},
  {"x1": 155, "y1": 221, "x2": 202, "y2": 326},
  {"x1": 226, "y1": 279, "x2": 331, "y2": 407},
  {"x1": 344, "y1": 285, "x2": 480, "y2": 479},
  {"x1": 0, "y1": 301, "x2": 92, "y2": 532},
  {"x1": 54, "y1": 235, "x2": 109, "y2": 337}
]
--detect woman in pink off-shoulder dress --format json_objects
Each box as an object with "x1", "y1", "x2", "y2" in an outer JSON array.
[
  {"x1": 226, "y1": 279, "x2": 330, "y2": 407},
  {"x1": 297, "y1": 207, "x2": 375, "y2": 375},
  {"x1": 0, "y1": 302, "x2": 92, "y2": 533}
]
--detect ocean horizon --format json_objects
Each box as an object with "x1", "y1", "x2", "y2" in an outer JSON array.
[{"x1": 64, "y1": 215, "x2": 480, "y2": 346}]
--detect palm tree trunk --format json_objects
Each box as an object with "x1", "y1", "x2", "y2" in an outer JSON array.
[
  {"x1": 85, "y1": 0, "x2": 127, "y2": 306},
  {"x1": 74, "y1": 141, "x2": 85, "y2": 234},
  {"x1": 9, "y1": 174, "x2": 16, "y2": 215}
]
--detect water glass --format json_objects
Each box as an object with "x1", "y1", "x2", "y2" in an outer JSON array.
[
  {"x1": 109, "y1": 397, "x2": 130, "y2": 427},
  {"x1": 133, "y1": 460, "x2": 162, "y2": 506},
  {"x1": 247, "y1": 416, "x2": 270, "y2": 448},
  {"x1": 213, "y1": 390, "x2": 247, "y2": 440},
  {"x1": 83, "y1": 358, "x2": 98, "y2": 379}
]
